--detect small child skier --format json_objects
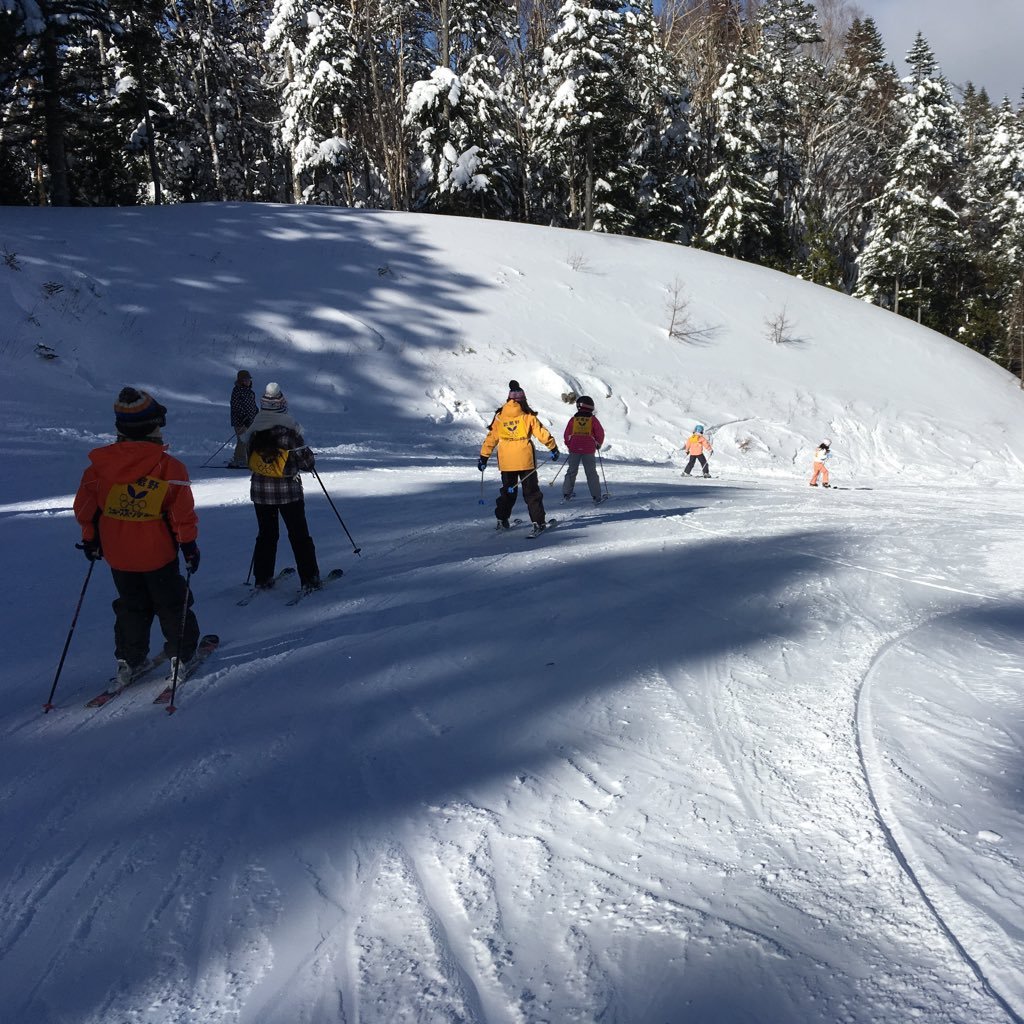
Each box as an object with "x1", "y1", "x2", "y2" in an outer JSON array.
[
  {"x1": 810, "y1": 439, "x2": 832, "y2": 487},
  {"x1": 562, "y1": 396, "x2": 605, "y2": 503},
  {"x1": 682, "y1": 424, "x2": 713, "y2": 477}
]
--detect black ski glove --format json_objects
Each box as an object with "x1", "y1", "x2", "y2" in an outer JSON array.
[
  {"x1": 76, "y1": 539, "x2": 102, "y2": 562},
  {"x1": 477, "y1": 456, "x2": 488, "y2": 472},
  {"x1": 550, "y1": 449, "x2": 560, "y2": 462},
  {"x1": 181, "y1": 540, "x2": 201, "y2": 574}
]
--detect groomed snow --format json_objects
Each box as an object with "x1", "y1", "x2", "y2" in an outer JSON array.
[{"x1": 0, "y1": 204, "x2": 1022, "y2": 1024}]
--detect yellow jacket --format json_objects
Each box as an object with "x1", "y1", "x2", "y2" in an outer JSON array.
[{"x1": 481, "y1": 401, "x2": 557, "y2": 471}]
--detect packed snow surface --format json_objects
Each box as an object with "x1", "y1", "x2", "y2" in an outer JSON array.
[{"x1": 1, "y1": 204, "x2": 1023, "y2": 1024}]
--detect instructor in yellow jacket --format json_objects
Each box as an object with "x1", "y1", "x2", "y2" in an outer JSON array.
[{"x1": 479, "y1": 380, "x2": 560, "y2": 532}]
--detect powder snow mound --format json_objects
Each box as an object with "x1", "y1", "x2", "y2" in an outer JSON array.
[{"x1": 0, "y1": 203, "x2": 1022, "y2": 483}]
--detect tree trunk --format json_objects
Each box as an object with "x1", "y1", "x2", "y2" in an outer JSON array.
[
  {"x1": 584, "y1": 131, "x2": 595, "y2": 230},
  {"x1": 40, "y1": 21, "x2": 70, "y2": 206}
]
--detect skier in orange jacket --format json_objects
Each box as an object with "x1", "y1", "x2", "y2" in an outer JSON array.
[
  {"x1": 479, "y1": 380, "x2": 559, "y2": 532},
  {"x1": 74, "y1": 388, "x2": 201, "y2": 685},
  {"x1": 682, "y1": 424, "x2": 713, "y2": 478}
]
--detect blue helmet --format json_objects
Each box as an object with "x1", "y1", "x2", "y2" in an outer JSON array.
[{"x1": 694, "y1": 424, "x2": 704, "y2": 434}]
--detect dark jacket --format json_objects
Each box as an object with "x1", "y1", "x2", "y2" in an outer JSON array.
[{"x1": 230, "y1": 382, "x2": 259, "y2": 434}]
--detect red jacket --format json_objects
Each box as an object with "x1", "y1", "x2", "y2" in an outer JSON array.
[
  {"x1": 74, "y1": 441, "x2": 198, "y2": 572},
  {"x1": 563, "y1": 413, "x2": 605, "y2": 455}
]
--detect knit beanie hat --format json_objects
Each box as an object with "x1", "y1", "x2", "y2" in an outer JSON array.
[
  {"x1": 507, "y1": 379, "x2": 525, "y2": 402},
  {"x1": 576, "y1": 395, "x2": 595, "y2": 412},
  {"x1": 236, "y1": 369, "x2": 252, "y2": 383},
  {"x1": 261, "y1": 381, "x2": 288, "y2": 412},
  {"x1": 114, "y1": 387, "x2": 167, "y2": 440}
]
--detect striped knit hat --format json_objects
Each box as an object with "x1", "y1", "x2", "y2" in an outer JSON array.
[
  {"x1": 261, "y1": 381, "x2": 288, "y2": 412},
  {"x1": 507, "y1": 379, "x2": 525, "y2": 402},
  {"x1": 114, "y1": 387, "x2": 166, "y2": 439}
]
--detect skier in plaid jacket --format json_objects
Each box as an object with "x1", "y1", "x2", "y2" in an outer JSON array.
[{"x1": 243, "y1": 382, "x2": 321, "y2": 592}]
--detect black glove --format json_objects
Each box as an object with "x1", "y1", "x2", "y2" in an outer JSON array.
[
  {"x1": 478, "y1": 456, "x2": 488, "y2": 472},
  {"x1": 550, "y1": 449, "x2": 560, "y2": 462},
  {"x1": 181, "y1": 540, "x2": 201, "y2": 573},
  {"x1": 76, "y1": 538, "x2": 102, "y2": 562}
]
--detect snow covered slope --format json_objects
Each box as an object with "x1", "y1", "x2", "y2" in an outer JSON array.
[
  {"x1": 2, "y1": 203, "x2": 1023, "y2": 483},
  {"x1": 1, "y1": 205, "x2": 1023, "y2": 1024}
]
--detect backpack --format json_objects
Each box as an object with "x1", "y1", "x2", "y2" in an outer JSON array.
[{"x1": 247, "y1": 429, "x2": 291, "y2": 478}]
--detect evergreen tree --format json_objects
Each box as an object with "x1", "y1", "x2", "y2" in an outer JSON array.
[
  {"x1": 404, "y1": 0, "x2": 518, "y2": 216},
  {"x1": 961, "y1": 99, "x2": 1024, "y2": 361},
  {"x1": 751, "y1": 0, "x2": 822, "y2": 265},
  {"x1": 599, "y1": 0, "x2": 697, "y2": 241},
  {"x1": 266, "y1": 0, "x2": 360, "y2": 204},
  {"x1": 855, "y1": 34, "x2": 968, "y2": 332},
  {"x1": 0, "y1": 0, "x2": 121, "y2": 205},
  {"x1": 696, "y1": 51, "x2": 772, "y2": 259},
  {"x1": 532, "y1": 0, "x2": 631, "y2": 230},
  {"x1": 801, "y1": 16, "x2": 901, "y2": 288}
]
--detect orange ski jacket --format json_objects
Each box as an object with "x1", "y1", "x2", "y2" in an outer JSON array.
[
  {"x1": 684, "y1": 433, "x2": 713, "y2": 456},
  {"x1": 480, "y1": 401, "x2": 557, "y2": 471},
  {"x1": 74, "y1": 441, "x2": 198, "y2": 572}
]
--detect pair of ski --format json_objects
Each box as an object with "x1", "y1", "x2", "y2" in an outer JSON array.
[
  {"x1": 494, "y1": 517, "x2": 559, "y2": 539},
  {"x1": 237, "y1": 566, "x2": 343, "y2": 607},
  {"x1": 85, "y1": 634, "x2": 220, "y2": 709}
]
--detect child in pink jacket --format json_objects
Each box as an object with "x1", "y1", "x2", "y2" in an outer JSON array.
[{"x1": 562, "y1": 396, "x2": 606, "y2": 503}]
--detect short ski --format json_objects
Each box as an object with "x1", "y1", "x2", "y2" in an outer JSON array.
[
  {"x1": 525, "y1": 517, "x2": 558, "y2": 540},
  {"x1": 85, "y1": 654, "x2": 169, "y2": 708},
  {"x1": 285, "y1": 568, "x2": 344, "y2": 606},
  {"x1": 153, "y1": 634, "x2": 221, "y2": 705},
  {"x1": 237, "y1": 566, "x2": 295, "y2": 606}
]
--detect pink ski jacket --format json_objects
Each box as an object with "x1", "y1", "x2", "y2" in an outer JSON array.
[{"x1": 563, "y1": 414, "x2": 605, "y2": 455}]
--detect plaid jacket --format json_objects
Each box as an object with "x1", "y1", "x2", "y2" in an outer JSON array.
[{"x1": 249, "y1": 423, "x2": 315, "y2": 505}]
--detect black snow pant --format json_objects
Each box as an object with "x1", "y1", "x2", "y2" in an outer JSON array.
[
  {"x1": 253, "y1": 500, "x2": 320, "y2": 588},
  {"x1": 496, "y1": 469, "x2": 546, "y2": 525},
  {"x1": 684, "y1": 454, "x2": 710, "y2": 476},
  {"x1": 111, "y1": 559, "x2": 200, "y2": 667}
]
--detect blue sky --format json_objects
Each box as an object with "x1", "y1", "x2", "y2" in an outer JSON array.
[{"x1": 858, "y1": 0, "x2": 1024, "y2": 102}]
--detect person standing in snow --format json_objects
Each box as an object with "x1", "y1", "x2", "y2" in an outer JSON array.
[
  {"x1": 479, "y1": 380, "x2": 560, "y2": 533},
  {"x1": 682, "y1": 424, "x2": 713, "y2": 477},
  {"x1": 810, "y1": 439, "x2": 832, "y2": 487},
  {"x1": 73, "y1": 388, "x2": 202, "y2": 685},
  {"x1": 243, "y1": 382, "x2": 322, "y2": 593},
  {"x1": 562, "y1": 395, "x2": 605, "y2": 503},
  {"x1": 229, "y1": 369, "x2": 259, "y2": 468}
]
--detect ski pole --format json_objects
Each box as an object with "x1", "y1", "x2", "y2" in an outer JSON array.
[
  {"x1": 598, "y1": 449, "x2": 610, "y2": 497},
  {"x1": 43, "y1": 560, "x2": 96, "y2": 713},
  {"x1": 507, "y1": 466, "x2": 538, "y2": 493},
  {"x1": 478, "y1": 469, "x2": 486, "y2": 506},
  {"x1": 548, "y1": 461, "x2": 568, "y2": 487},
  {"x1": 166, "y1": 569, "x2": 193, "y2": 716},
  {"x1": 200, "y1": 432, "x2": 236, "y2": 468},
  {"x1": 245, "y1": 543, "x2": 255, "y2": 585},
  {"x1": 311, "y1": 467, "x2": 361, "y2": 554}
]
